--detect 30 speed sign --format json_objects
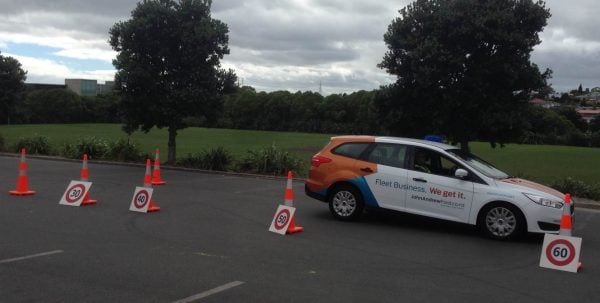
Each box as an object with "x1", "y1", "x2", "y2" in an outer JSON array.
[
  {"x1": 540, "y1": 234, "x2": 582, "y2": 273},
  {"x1": 59, "y1": 180, "x2": 92, "y2": 206}
]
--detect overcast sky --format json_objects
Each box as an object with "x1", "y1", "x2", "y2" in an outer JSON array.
[{"x1": 0, "y1": 0, "x2": 598, "y2": 95}]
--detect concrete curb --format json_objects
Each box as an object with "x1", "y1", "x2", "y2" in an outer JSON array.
[
  {"x1": 576, "y1": 202, "x2": 600, "y2": 210},
  {"x1": 0, "y1": 152, "x2": 294, "y2": 181},
  {"x1": 574, "y1": 199, "x2": 600, "y2": 210}
]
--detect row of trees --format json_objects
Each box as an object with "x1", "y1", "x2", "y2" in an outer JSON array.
[
  {"x1": 219, "y1": 87, "x2": 377, "y2": 134},
  {"x1": 4, "y1": 83, "x2": 599, "y2": 145},
  {"x1": 10, "y1": 89, "x2": 120, "y2": 124},
  {"x1": 219, "y1": 87, "x2": 600, "y2": 148}
]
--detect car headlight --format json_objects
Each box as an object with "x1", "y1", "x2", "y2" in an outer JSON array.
[{"x1": 523, "y1": 193, "x2": 564, "y2": 209}]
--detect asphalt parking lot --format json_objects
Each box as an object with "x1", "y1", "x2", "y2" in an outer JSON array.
[{"x1": 1, "y1": 155, "x2": 600, "y2": 302}]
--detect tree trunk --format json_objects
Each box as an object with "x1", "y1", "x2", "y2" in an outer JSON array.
[
  {"x1": 460, "y1": 139, "x2": 470, "y2": 153},
  {"x1": 167, "y1": 126, "x2": 177, "y2": 165}
]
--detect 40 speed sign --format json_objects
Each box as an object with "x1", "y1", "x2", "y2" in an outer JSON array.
[
  {"x1": 539, "y1": 234, "x2": 582, "y2": 273},
  {"x1": 129, "y1": 186, "x2": 154, "y2": 213}
]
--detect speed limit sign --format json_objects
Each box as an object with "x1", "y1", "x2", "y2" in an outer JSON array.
[
  {"x1": 269, "y1": 205, "x2": 296, "y2": 235},
  {"x1": 59, "y1": 181, "x2": 92, "y2": 206},
  {"x1": 540, "y1": 234, "x2": 582, "y2": 273},
  {"x1": 129, "y1": 186, "x2": 154, "y2": 213}
]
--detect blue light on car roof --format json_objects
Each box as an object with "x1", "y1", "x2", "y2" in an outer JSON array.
[{"x1": 423, "y1": 135, "x2": 443, "y2": 143}]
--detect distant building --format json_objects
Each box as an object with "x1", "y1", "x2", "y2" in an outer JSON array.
[
  {"x1": 550, "y1": 91, "x2": 562, "y2": 99},
  {"x1": 25, "y1": 83, "x2": 67, "y2": 91},
  {"x1": 530, "y1": 98, "x2": 559, "y2": 109},
  {"x1": 64, "y1": 79, "x2": 115, "y2": 96},
  {"x1": 576, "y1": 108, "x2": 600, "y2": 123},
  {"x1": 65, "y1": 79, "x2": 98, "y2": 96},
  {"x1": 97, "y1": 81, "x2": 115, "y2": 95},
  {"x1": 574, "y1": 91, "x2": 600, "y2": 102}
]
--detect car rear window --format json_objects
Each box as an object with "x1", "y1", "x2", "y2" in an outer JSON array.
[
  {"x1": 365, "y1": 143, "x2": 407, "y2": 168},
  {"x1": 331, "y1": 142, "x2": 370, "y2": 159}
]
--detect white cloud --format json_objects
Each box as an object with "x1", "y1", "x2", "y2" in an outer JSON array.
[
  {"x1": 54, "y1": 48, "x2": 115, "y2": 62},
  {"x1": 5, "y1": 52, "x2": 115, "y2": 84},
  {"x1": 0, "y1": 32, "x2": 114, "y2": 62},
  {"x1": 1, "y1": 0, "x2": 600, "y2": 94},
  {"x1": 536, "y1": 28, "x2": 600, "y2": 54}
]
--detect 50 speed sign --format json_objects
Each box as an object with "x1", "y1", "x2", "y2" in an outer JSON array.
[
  {"x1": 540, "y1": 234, "x2": 582, "y2": 273},
  {"x1": 269, "y1": 205, "x2": 296, "y2": 235}
]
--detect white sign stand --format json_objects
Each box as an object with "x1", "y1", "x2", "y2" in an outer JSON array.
[
  {"x1": 540, "y1": 234, "x2": 582, "y2": 273},
  {"x1": 59, "y1": 181, "x2": 92, "y2": 206},
  {"x1": 269, "y1": 205, "x2": 296, "y2": 235},
  {"x1": 129, "y1": 187, "x2": 154, "y2": 213}
]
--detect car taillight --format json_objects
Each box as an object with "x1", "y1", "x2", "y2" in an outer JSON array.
[{"x1": 311, "y1": 155, "x2": 332, "y2": 167}]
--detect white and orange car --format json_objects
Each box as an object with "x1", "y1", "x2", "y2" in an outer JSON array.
[{"x1": 305, "y1": 136, "x2": 573, "y2": 240}]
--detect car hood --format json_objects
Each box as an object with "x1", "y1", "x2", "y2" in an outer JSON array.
[{"x1": 498, "y1": 178, "x2": 564, "y2": 200}]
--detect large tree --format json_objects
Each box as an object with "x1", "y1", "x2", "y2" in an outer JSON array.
[
  {"x1": 0, "y1": 51, "x2": 27, "y2": 124},
  {"x1": 109, "y1": 0, "x2": 230, "y2": 164},
  {"x1": 378, "y1": 0, "x2": 551, "y2": 151}
]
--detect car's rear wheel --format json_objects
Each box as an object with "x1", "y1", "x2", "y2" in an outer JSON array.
[
  {"x1": 329, "y1": 185, "x2": 364, "y2": 221},
  {"x1": 478, "y1": 202, "x2": 525, "y2": 240}
]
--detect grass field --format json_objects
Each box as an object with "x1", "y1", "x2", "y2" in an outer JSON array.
[
  {"x1": 1, "y1": 123, "x2": 599, "y2": 185},
  {"x1": 0, "y1": 123, "x2": 330, "y2": 173}
]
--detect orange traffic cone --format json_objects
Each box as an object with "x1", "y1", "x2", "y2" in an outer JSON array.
[
  {"x1": 560, "y1": 193, "x2": 582, "y2": 270},
  {"x1": 80, "y1": 154, "x2": 97, "y2": 205},
  {"x1": 9, "y1": 149, "x2": 36, "y2": 196},
  {"x1": 144, "y1": 159, "x2": 161, "y2": 212},
  {"x1": 151, "y1": 148, "x2": 166, "y2": 185},
  {"x1": 283, "y1": 171, "x2": 303, "y2": 234},
  {"x1": 559, "y1": 193, "x2": 573, "y2": 236}
]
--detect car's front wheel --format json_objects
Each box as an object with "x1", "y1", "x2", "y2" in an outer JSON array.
[
  {"x1": 329, "y1": 185, "x2": 364, "y2": 221},
  {"x1": 478, "y1": 202, "x2": 525, "y2": 240}
]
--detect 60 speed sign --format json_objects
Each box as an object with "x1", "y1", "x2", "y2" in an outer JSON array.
[{"x1": 540, "y1": 234, "x2": 582, "y2": 273}]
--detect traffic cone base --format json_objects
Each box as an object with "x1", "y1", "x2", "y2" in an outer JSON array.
[
  {"x1": 81, "y1": 199, "x2": 97, "y2": 205},
  {"x1": 147, "y1": 199, "x2": 160, "y2": 212},
  {"x1": 151, "y1": 179, "x2": 166, "y2": 186},
  {"x1": 9, "y1": 189, "x2": 36, "y2": 196},
  {"x1": 81, "y1": 192, "x2": 97, "y2": 205},
  {"x1": 286, "y1": 217, "x2": 304, "y2": 234}
]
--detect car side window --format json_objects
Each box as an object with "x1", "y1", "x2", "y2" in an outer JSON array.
[
  {"x1": 331, "y1": 143, "x2": 370, "y2": 159},
  {"x1": 412, "y1": 147, "x2": 465, "y2": 178},
  {"x1": 412, "y1": 147, "x2": 435, "y2": 173},
  {"x1": 364, "y1": 143, "x2": 407, "y2": 168},
  {"x1": 438, "y1": 156, "x2": 463, "y2": 178}
]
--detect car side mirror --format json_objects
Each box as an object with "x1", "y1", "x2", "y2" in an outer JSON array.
[{"x1": 455, "y1": 168, "x2": 468, "y2": 179}]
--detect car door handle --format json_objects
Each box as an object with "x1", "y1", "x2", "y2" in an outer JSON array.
[
  {"x1": 412, "y1": 178, "x2": 427, "y2": 183},
  {"x1": 360, "y1": 167, "x2": 374, "y2": 173}
]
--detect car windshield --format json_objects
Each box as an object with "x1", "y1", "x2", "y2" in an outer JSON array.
[{"x1": 446, "y1": 149, "x2": 509, "y2": 179}]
